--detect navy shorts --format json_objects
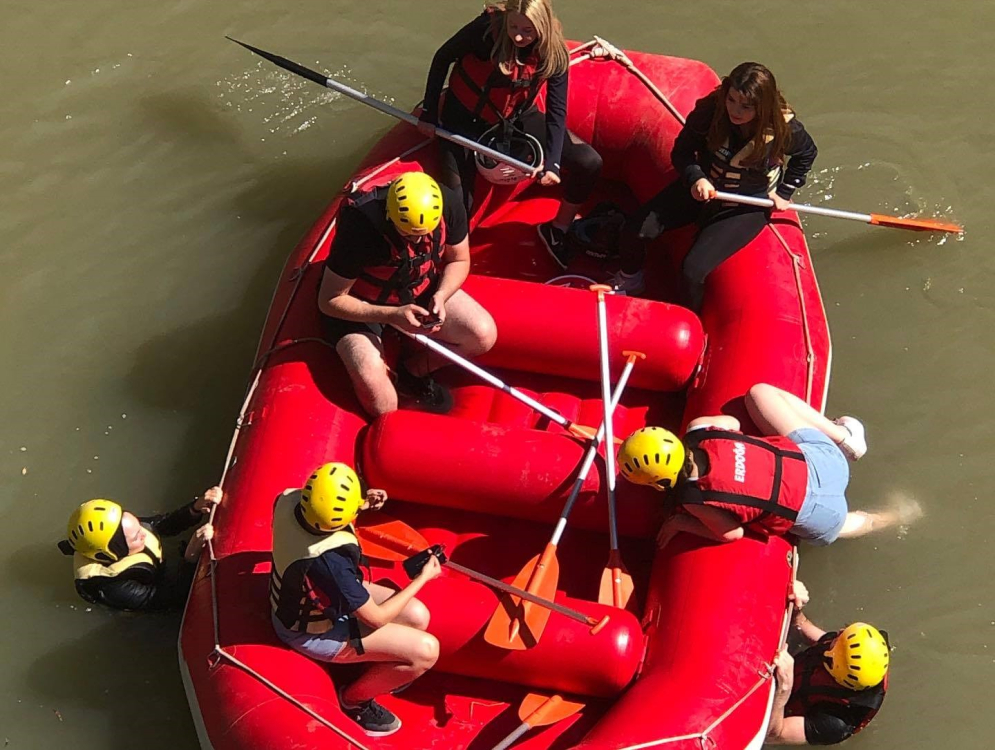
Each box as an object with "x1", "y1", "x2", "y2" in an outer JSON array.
[{"x1": 788, "y1": 428, "x2": 850, "y2": 546}]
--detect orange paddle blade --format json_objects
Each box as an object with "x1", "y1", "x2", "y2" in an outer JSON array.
[
  {"x1": 869, "y1": 213, "x2": 963, "y2": 234},
  {"x1": 355, "y1": 517, "x2": 428, "y2": 561},
  {"x1": 598, "y1": 551, "x2": 634, "y2": 608},
  {"x1": 484, "y1": 547, "x2": 560, "y2": 650},
  {"x1": 518, "y1": 693, "x2": 585, "y2": 726}
]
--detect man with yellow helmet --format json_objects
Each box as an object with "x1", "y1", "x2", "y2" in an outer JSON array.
[
  {"x1": 767, "y1": 579, "x2": 889, "y2": 744},
  {"x1": 317, "y1": 170, "x2": 496, "y2": 418},
  {"x1": 270, "y1": 462, "x2": 441, "y2": 737},
  {"x1": 58, "y1": 486, "x2": 222, "y2": 611},
  {"x1": 619, "y1": 383, "x2": 919, "y2": 548}
]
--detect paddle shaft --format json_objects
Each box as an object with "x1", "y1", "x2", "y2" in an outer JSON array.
[
  {"x1": 593, "y1": 289, "x2": 620, "y2": 551},
  {"x1": 399, "y1": 329, "x2": 588, "y2": 438},
  {"x1": 549, "y1": 353, "x2": 638, "y2": 547},
  {"x1": 228, "y1": 38, "x2": 538, "y2": 176},
  {"x1": 712, "y1": 190, "x2": 961, "y2": 233},
  {"x1": 445, "y1": 560, "x2": 600, "y2": 626},
  {"x1": 491, "y1": 723, "x2": 533, "y2": 750}
]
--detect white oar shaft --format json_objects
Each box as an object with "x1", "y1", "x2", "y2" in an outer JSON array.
[
  {"x1": 320, "y1": 76, "x2": 538, "y2": 176},
  {"x1": 491, "y1": 722, "x2": 533, "y2": 750},
  {"x1": 550, "y1": 357, "x2": 636, "y2": 546},
  {"x1": 712, "y1": 191, "x2": 872, "y2": 223},
  {"x1": 401, "y1": 330, "x2": 570, "y2": 429},
  {"x1": 595, "y1": 294, "x2": 620, "y2": 550}
]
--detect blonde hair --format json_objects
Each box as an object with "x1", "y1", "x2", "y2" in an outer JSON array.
[{"x1": 485, "y1": 0, "x2": 569, "y2": 80}]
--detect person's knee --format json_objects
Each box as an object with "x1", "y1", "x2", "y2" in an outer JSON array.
[
  {"x1": 411, "y1": 634, "x2": 439, "y2": 670},
  {"x1": 406, "y1": 599, "x2": 431, "y2": 631},
  {"x1": 474, "y1": 314, "x2": 498, "y2": 354},
  {"x1": 746, "y1": 383, "x2": 776, "y2": 407}
]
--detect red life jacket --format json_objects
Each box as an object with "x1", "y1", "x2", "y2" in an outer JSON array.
[
  {"x1": 447, "y1": 26, "x2": 544, "y2": 125},
  {"x1": 785, "y1": 633, "x2": 887, "y2": 738},
  {"x1": 342, "y1": 186, "x2": 447, "y2": 306},
  {"x1": 678, "y1": 428, "x2": 809, "y2": 535}
]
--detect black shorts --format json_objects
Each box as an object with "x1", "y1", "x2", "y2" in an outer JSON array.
[{"x1": 319, "y1": 314, "x2": 384, "y2": 347}]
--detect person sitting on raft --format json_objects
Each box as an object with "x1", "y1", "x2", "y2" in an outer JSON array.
[
  {"x1": 612, "y1": 62, "x2": 818, "y2": 307},
  {"x1": 618, "y1": 383, "x2": 921, "y2": 547},
  {"x1": 418, "y1": 0, "x2": 603, "y2": 267},
  {"x1": 58, "y1": 486, "x2": 221, "y2": 611},
  {"x1": 768, "y1": 579, "x2": 889, "y2": 745},
  {"x1": 270, "y1": 462, "x2": 441, "y2": 737},
  {"x1": 317, "y1": 170, "x2": 496, "y2": 417}
]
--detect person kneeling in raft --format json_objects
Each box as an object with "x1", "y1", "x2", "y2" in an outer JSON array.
[
  {"x1": 618, "y1": 383, "x2": 921, "y2": 547},
  {"x1": 317, "y1": 171, "x2": 496, "y2": 418},
  {"x1": 59, "y1": 486, "x2": 222, "y2": 611},
  {"x1": 768, "y1": 579, "x2": 889, "y2": 745},
  {"x1": 270, "y1": 463, "x2": 441, "y2": 737}
]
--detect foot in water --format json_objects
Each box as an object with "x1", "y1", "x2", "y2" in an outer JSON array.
[{"x1": 394, "y1": 362, "x2": 454, "y2": 415}]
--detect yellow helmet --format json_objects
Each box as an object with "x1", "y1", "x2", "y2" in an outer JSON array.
[
  {"x1": 299, "y1": 463, "x2": 363, "y2": 533},
  {"x1": 65, "y1": 500, "x2": 127, "y2": 562},
  {"x1": 386, "y1": 172, "x2": 443, "y2": 236},
  {"x1": 824, "y1": 623, "x2": 890, "y2": 690},
  {"x1": 617, "y1": 426, "x2": 686, "y2": 490}
]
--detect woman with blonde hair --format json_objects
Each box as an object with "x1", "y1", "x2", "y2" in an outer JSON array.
[
  {"x1": 420, "y1": 0, "x2": 603, "y2": 268},
  {"x1": 613, "y1": 62, "x2": 818, "y2": 308}
]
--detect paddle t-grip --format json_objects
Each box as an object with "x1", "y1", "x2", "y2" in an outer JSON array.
[{"x1": 403, "y1": 544, "x2": 449, "y2": 580}]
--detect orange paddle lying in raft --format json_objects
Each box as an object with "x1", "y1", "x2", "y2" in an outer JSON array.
[
  {"x1": 490, "y1": 693, "x2": 585, "y2": 750},
  {"x1": 355, "y1": 518, "x2": 609, "y2": 633}
]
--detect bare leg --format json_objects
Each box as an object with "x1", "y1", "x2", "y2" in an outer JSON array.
[
  {"x1": 366, "y1": 582, "x2": 430, "y2": 631},
  {"x1": 838, "y1": 493, "x2": 924, "y2": 539},
  {"x1": 405, "y1": 290, "x2": 497, "y2": 376},
  {"x1": 336, "y1": 331, "x2": 398, "y2": 418},
  {"x1": 336, "y1": 623, "x2": 439, "y2": 703},
  {"x1": 745, "y1": 383, "x2": 850, "y2": 444}
]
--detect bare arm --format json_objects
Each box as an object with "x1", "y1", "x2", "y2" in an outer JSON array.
[
  {"x1": 766, "y1": 650, "x2": 810, "y2": 745},
  {"x1": 686, "y1": 415, "x2": 741, "y2": 432},
  {"x1": 353, "y1": 556, "x2": 441, "y2": 630},
  {"x1": 658, "y1": 509, "x2": 743, "y2": 547},
  {"x1": 684, "y1": 504, "x2": 745, "y2": 542},
  {"x1": 318, "y1": 268, "x2": 399, "y2": 323},
  {"x1": 433, "y1": 237, "x2": 470, "y2": 306}
]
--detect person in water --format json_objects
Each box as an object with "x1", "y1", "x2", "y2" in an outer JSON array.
[
  {"x1": 613, "y1": 62, "x2": 818, "y2": 307},
  {"x1": 59, "y1": 486, "x2": 221, "y2": 611},
  {"x1": 270, "y1": 462, "x2": 441, "y2": 737},
  {"x1": 317, "y1": 170, "x2": 496, "y2": 417},
  {"x1": 619, "y1": 383, "x2": 921, "y2": 547},
  {"x1": 418, "y1": 0, "x2": 603, "y2": 267},
  {"x1": 768, "y1": 579, "x2": 889, "y2": 744}
]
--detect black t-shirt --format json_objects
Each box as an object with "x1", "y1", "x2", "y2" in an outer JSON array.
[
  {"x1": 297, "y1": 546, "x2": 370, "y2": 619},
  {"x1": 325, "y1": 183, "x2": 468, "y2": 281}
]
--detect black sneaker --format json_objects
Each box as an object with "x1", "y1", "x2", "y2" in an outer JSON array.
[
  {"x1": 537, "y1": 222, "x2": 572, "y2": 269},
  {"x1": 394, "y1": 363, "x2": 454, "y2": 415},
  {"x1": 338, "y1": 689, "x2": 402, "y2": 737}
]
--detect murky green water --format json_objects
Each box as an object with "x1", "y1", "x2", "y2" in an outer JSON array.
[{"x1": 2, "y1": 1, "x2": 992, "y2": 747}]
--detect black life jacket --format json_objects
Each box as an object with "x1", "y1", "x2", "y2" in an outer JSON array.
[
  {"x1": 707, "y1": 112, "x2": 794, "y2": 199},
  {"x1": 342, "y1": 186, "x2": 446, "y2": 306},
  {"x1": 678, "y1": 428, "x2": 808, "y2": 536},
  {"x1": 786, "y1": 632, "x2": 887, "y2": 738}
]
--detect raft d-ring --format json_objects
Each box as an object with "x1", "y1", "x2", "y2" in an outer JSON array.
[
  {"x1": 207, "y1": 648, "x2": 223, "y2": 671},
  {"x1": 786, "y1": 548, "x2": 794, "y2": 566}
]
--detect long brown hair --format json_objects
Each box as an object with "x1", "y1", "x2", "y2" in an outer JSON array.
[
  {"x1": 485, "y1": 0, "x2": 569, "y2": 80},
  {"x1": 706, "y1": 62, "x2": 792, "y2": 167}
]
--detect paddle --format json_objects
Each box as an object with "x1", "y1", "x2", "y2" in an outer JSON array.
[
  {"x1": 490, "y1": 693, "x2": 585, "y2": 750},
  {"x1": 226, "y1": 37, "x2": 538, "y2": 178},
  {"x1": 711, "y1": 190, "x2": 963, "y2": 234},
  {"x1": 395, "y1": 327, "x2": 608, "y2": 443},
  {"x1": 355, "y1": 521, "x2": 610, "y2": 632},
  {"x1": 484, "y1": 351, "x2": 642, "y2": 650},
  {"x1": 591, "y1": 285, "x2": 634, "y2": 609}
]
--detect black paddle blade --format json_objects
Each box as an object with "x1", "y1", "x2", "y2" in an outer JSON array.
[{"x1": 226, "y1": 36, "x2": 330, "y2": 88}]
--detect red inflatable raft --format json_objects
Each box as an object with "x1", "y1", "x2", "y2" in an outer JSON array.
[{"x1": 180, "y1": 39, "x2": 830, "y2": 750}]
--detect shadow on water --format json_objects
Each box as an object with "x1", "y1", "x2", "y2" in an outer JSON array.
[
  {"x1": 127, "y1": 90, "x2": 383, "y2": 506},
  {"x1": 10, "y1": 542, "x2": 195, "y2": 750}
]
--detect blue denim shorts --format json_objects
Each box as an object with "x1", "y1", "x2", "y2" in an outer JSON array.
[
  {"x1": 272, "y1": 614, "x2": 354, "y2": 661},
  {"x1": 788, "y1": 428, "x2": 850, "y2": 546}
]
